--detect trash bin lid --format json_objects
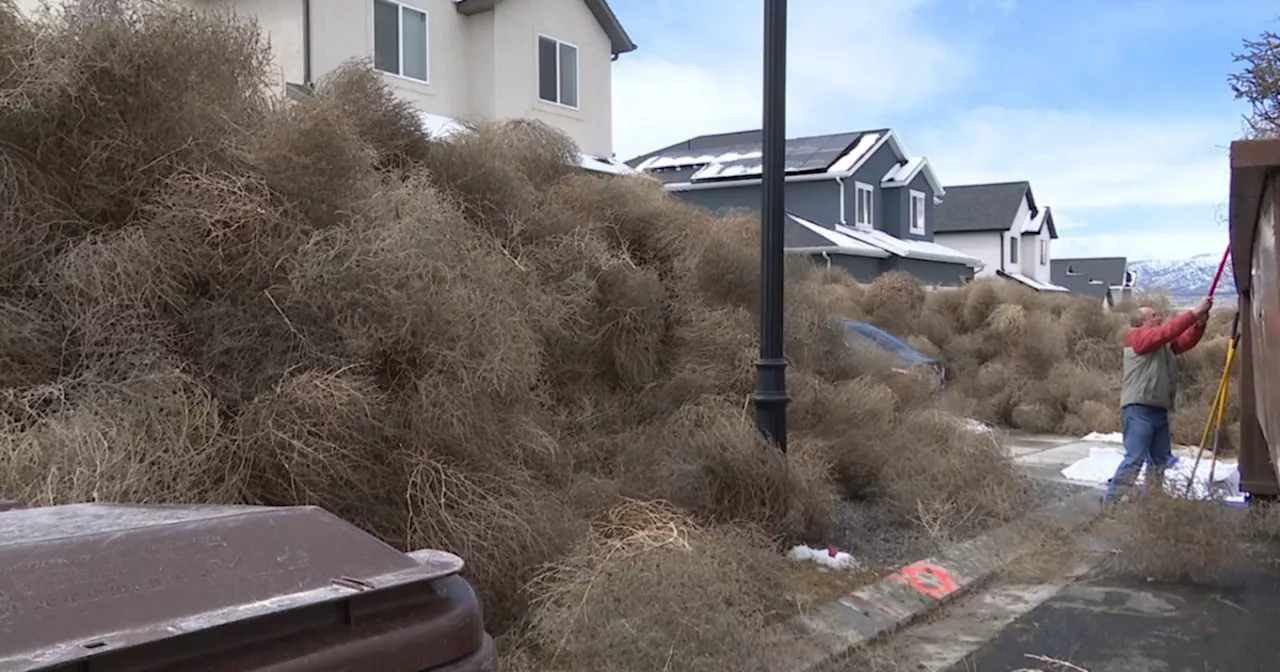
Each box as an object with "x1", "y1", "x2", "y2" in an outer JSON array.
[{"x1": 0, "y1": 503, "x2": 484, "y2": 672}]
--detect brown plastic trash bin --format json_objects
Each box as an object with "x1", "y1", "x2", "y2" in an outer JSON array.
[{"x1": 0, "y1": 503, "x2": 498, "y2": 672}]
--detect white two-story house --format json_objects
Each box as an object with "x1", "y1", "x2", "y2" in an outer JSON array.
[
  {"x1": 18, "y1": 0, "x2": 637, "y2": 170},
  {"x1": 932, "y1": 180, "x2": 1070, "y2": 292}
]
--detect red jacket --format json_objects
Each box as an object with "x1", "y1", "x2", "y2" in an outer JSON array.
[{"x1": 1123, "y1": 310, "x2": 1206, "y2": 356}]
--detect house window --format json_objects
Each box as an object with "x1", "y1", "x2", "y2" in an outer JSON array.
[
  {"x1": 373, "y1": 0, "x2": 429, "y2": 83},
  {"x1": 1039, "y1": 239, "x2": 1048, "y2": 265},
  {"x1": 538, "y1": 35, "x2": 579, "y2": 108},
  {"x1": 854, "y1": 182, "x2": 874, "y2": 228},
  {"x1": 1008, "y1": 236, "x2": 1019, "y2": 264},
  {"x1": 909, "y1": 190, "x2": 926, "y2": 235}
]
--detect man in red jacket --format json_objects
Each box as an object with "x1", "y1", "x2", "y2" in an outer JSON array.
[{"x1": 1103, "y1": 297, "x2": 1213, "y2": 505}]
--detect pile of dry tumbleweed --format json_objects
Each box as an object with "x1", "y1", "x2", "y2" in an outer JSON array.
[
  {"x1": 847, "y1": 273, "x2": 1239, "y2": 448},
  {"x1": 0, "y1": 3, "x2": 1032, "y2": 668}
]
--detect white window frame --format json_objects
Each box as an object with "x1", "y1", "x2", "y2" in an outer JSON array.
[
  {"x1": 1039, "y1": 238, "x2": 1048, "y2": 265},
  {"x1": 373, "y1": 0, "x2": 430, "y2": 84},
  {"x1": 537, "y1": 34, "x2": 580, "y2": 109},
  {"x1": 909, "y1": 190, "x2": 926, "y2": 235},
  {"x1": 854, "y1": 182, "x2": 874, "y2": 229},
  {"x1": 1008, "y1": 235, "x2": 1019, "y2": 265}
]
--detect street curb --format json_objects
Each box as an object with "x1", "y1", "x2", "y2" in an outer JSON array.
[{"x1": 770, "y1": 488, "x2": 1104, "y2": 672}]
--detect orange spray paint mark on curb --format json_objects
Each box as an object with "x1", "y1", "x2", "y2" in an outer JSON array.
[{"x1": 888, "y1": 562, "x2": 960, "y2": 600}]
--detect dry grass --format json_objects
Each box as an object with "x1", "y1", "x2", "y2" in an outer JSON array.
[
  {"x1": 522, "y1": 500, "x2": 794, "y2": 672},
  {"x1": 1107, "y1": 494, "x2": 1250, "y2": 582}
]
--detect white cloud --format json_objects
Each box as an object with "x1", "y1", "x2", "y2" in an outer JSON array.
[
  {"x1": 1050, "y1": 205, "x2": 1230, "y2": 261},
  {"x1": 1054, "y1": 227, "x2": 1230, "y2": 262},
  {"x1": 611, "y1": 0, "x2": 972, "y2": 159},
  {"x1": 915, "y1": 107, "x2": 1235, "y2": 211},
  {"x1": 608, "y1": 0, "x2": 1240, "y2": 262}
]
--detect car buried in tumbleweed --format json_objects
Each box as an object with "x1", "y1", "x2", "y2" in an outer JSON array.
[{"x1": 840, "y1": 318, "x2": 947, "y2": 391}]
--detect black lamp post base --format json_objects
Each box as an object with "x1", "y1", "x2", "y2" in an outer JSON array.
[{"x1": 753, "y1": 357, "x2": 790, "y2": 452}]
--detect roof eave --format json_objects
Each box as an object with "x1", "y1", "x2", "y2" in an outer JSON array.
[
  {"x1": 1043, "y1": 207, "x2": 1059, "y2": 239},
  {"x1": 586, "y1": 0, "x2": 638, "y2": 55},
  {"x1": 455, "y1": 0, "x2": 636, "y2": 56}
]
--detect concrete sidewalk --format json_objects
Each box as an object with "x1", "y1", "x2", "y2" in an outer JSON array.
[{"x1": 1004, "y1": 432, "x2": 1110, "y2": 487}]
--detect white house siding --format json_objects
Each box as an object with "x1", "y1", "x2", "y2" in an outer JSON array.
[
  {"x1": 487, "y1": 0, "x2": 613, "y2": 158},
  {"x1": 1031, "y1": 224, "x2": 1052, "y2": 282},
  {"x1": 1006, "y1": 194, "x2": 1031, "y2": 277},
  {"x1": 933, "y1": 231, "x2": 1001, "y2": 278},
  {"x1": 17, "y1": 0, "x2": 617, "y2": 158}
]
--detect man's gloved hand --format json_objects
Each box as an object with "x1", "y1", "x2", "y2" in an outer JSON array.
[{"x1": 1192, "y1": 296, "x2": 1213, "y2": 320}]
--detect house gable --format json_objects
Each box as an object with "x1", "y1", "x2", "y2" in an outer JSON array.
[
  {"x1": 454, "y1": 0, "x2": 636, "y2": 55},
  {"x1": 887, "y1": 165, "x2": 941, "y2": 241},
  {"x1": 847, "y1": 140, "x2": 905, "y2": 233}
]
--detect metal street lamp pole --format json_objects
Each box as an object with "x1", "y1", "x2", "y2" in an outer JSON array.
[{"x1": 754, "y1": 0, "x2": 789, "y2": 452}]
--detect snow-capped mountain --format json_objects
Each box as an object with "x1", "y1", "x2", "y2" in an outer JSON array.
[{"x1": 1129, "y1": 253, "x2": 1238, "y2": 307}]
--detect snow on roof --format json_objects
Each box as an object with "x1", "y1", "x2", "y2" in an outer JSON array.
[
  {"x1": 637, "y1": 149, "x2": 762, "y2": 172},
  {"x1": 1021, "y1": 208, "x2": 1047, "y2": 234},
  {"x1": 826, "y1": 133, "x2": 881, "y2": 173},
  {"x1": 787, "y1": 214, "x2": 889, "y2": 258},
  {"x1": 580, "y1": 155, "x2": 636, "y2": 174},
  {"x1": 881, "y1": 156, "x2": 924, "y2": 185},
  {"x1": 416, "y1": 110, "x2": 635, "y2": 175},
  {"x1": 879, "y1": 155, "x2": 946, "y2": 196},
  {"x1": 1000, "y1": 270, "x2": 1071, "y2": 292},
  {"x1": 834, "y1": 225, "x2": 982, "y2": 268},
  {"x1": 689, "y1": 157, "x2": 763, "y2": 180},
  {"x1": 419, "y1": 111, "x2": 466, "y2": 138}
]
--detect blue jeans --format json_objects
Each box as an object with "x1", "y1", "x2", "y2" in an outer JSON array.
[{"x1": 1103, "y1": 404, "x2": 1172, "y2": 502}]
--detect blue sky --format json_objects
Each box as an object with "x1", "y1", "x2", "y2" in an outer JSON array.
[{"x1": 605, "y1": 0, "x2": 1277, "y2": 261}]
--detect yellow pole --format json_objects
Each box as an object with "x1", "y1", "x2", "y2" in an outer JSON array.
[
  {"x1": 1207, "y1": 341, "x2": 1238, "y2": 488},
  {"x1": 1184, "y1": 338, "x2": 1237, "y2": 497}
]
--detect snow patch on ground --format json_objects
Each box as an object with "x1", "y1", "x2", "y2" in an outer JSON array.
[
  {"x1": 787, "y1": 544, "x2": 859, "y2": 571},
  {"x1": 1060, "y1": 444, "x2": 1244, "y2": 503},
  {"x1": 966, "y1": 419, "x2": 992, "y2": 434}
]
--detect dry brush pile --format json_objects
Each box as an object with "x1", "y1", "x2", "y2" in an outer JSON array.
[
  {"x1": 0, "y1": 3, "x2": 1032, "y2": 669},
  {"x1": 840, "y1": 274, "x2": 1240, "y2": 447}
]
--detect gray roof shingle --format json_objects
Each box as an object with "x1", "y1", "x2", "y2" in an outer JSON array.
[{"x1": 934, "y1": 181, "x2": 1035, "y2": 233}]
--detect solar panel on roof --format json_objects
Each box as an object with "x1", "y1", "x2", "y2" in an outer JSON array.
[
  {"x1": 794, "y1": 133, "x2": 864, "y2": 171},
  {"x1": 795, "y1": 146, "x2": 847, "y2": 171}
]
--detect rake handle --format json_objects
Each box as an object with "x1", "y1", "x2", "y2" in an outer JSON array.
[{"x1": 1207, "y1": 245, "x2": 1232, "y2": 299}]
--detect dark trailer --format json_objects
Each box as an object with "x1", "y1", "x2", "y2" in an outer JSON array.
[{"x1": 1229, "y1": 138, "x2": 1280, "y2": 503}]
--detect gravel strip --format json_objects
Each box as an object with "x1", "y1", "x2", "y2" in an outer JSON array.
[{"x1": 830, "y1": 476, "x2": 1094, "y2": 568}]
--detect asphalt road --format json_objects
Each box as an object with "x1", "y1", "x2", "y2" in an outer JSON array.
[{"x1": 956, "y1": 541, "x2": 1280, "y2": 672}]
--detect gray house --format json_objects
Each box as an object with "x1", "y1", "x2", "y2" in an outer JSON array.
[
  {"x1": 626, "y1": 128, "x2": 981, "y2": 286},
  {"x1": 1050, "y1": 257, "x2": 1137, "y2": 308}
]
